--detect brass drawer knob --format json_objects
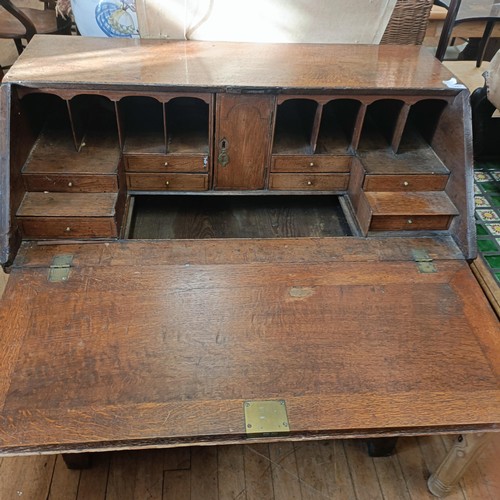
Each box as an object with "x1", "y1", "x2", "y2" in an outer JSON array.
[
  {"x1": 165, "y1": 180, "x2": 170, "y2": 186},
  {"x1": 65, "y1": 227, "x2": 71, "y2": 232},
  {"x1": 407, "y1": 219, "x2": 413, "y2": 224},
  {"x1": 403, "y1": 181, "x2": 409, "y2": 187},
  {"x1": 309, "y1": 162, "x2": 314, "y2": 167},
  {"x1": 68, "y1": 181, "x2": 73, "y2": 187},
  {"x1": 307, "y1": 180, "x2": 312, "y2": 186},
  {"x1": 164, "y1": 161, "x2": 168, "y2": 166}
]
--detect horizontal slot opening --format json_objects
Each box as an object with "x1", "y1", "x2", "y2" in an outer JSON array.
[
  {"x1": 128, "y1": 195, "x2": 351, "y2": 239},
  {"x1": 273, "y1": 99, "x2": 318, "y2": 154}
]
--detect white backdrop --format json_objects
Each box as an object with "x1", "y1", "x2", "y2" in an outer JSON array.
[{"x1": 135, "y1": 0, "x2": 398, "y2": 44}]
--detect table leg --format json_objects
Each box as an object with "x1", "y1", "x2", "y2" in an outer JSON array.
[
  {"x1": 62, "y1": 452, "x2": 92, "y2": 469},
  {"x1": 366, "y1": 437, "x2": 398, "y2": 457},
  {"x1": 427, "y1": 433, "x2": 489, "y2": 497}
]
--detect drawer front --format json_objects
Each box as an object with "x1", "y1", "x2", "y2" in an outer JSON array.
[
  {"x1": 269, "y1": 173, "x2": 349, "y2": 191},
  {"x1": 272, "y1": 155, "x2": 351, "y2": 173},
  {"x1": 23, "y1": 174, "x2": 118, "y2": 193},
  {"x1": 127, "y1": 173, "x2": 208, "y2": 191},
  {"x1": 125, "y1": 155, "x2": 209, "y2": 172},
  {"x1": 370, "y1": 215, "x2": 453, "y2": 231},
  {"x1": 19, "y1": 217, "x2": 118, "y2": 239},
  {"x1": 363, "y1": 174, "x2": 449, "y2": 191}
]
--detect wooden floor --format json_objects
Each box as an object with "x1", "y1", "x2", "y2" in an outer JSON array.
[{"x1": 0, "y1": 435, "x2": 498, "y2": 499}]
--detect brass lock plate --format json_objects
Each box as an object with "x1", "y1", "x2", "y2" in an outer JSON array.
[{"x1": 244, "y1": 400, "x2": 290, "y2": 436}]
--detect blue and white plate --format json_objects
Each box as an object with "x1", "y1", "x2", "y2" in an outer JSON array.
[{"x1": 71, "y1": 0, "x2": 139, "y2": 38}]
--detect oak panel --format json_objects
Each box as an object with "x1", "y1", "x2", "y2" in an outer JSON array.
[
  {"x1": 269, "y1": 173, "x2": 349, "y2": 191},
  {"x1": 215, "y1": 94, "x2": 274, "y2": 190},
  {"x1": 17, "y1": 192, "x2": 118, "y2": 218},
  {"x1": 5, "y1": 38, "x2": 457, "y2": 93},
  {"x1": 23, "y1": 174, "x2": 118, "y2": 193},
  {"x1": 19, "y1": 217, "x2": 118, "y2": 239},
  {"x1": 363, "y1": 174, "x2": 449, "y2": 192},
  {"x1": 125, "y1": 155, "x2": 208, "y2": 173},
  {"x1": 272, "y1": 155, "x2": 351, "y2": 173},
  {"x1": 126, "y1": 173, "x2": 208, "y2": 191},
  {"x1": 0, "y1": 241, "x2": 498, "y2": 454}
]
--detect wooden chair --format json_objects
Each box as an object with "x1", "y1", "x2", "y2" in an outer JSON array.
[{"x1": 0, "y1": 0, "x2": 71, "y2": 55}]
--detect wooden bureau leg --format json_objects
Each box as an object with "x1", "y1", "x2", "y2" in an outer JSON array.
[
  {"x1": 427, "y1": 433, "x2": 489, "y2": 497},
  {"x1": 366, "y1": 437, "x2": 398, "y2": 457},
  {"x1": 62, "y1": 453, "x2": 92, "y2": 469}
]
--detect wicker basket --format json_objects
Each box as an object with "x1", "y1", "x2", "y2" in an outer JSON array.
[{"x1": 381, "y1": 0, "x2": 433, "y2": 45}]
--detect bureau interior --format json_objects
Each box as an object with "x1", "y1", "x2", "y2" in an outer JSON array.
[{"x1": 11, "y1": 90, "x2": 468, "y2": 249}]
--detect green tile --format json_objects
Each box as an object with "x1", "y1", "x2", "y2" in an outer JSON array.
[
  {"x1": 476, "y1": 224, "x2": 488, "y2": 235},
  {"x1": 482, "y1": 183, "x2": 500, "y2": 194},
  {"x1": 484, "y1": 255, "x2": 500, "y2": 268},
  {"x1": 495, "y1": 273, "x2": 500, "y2": 283},
  {"x1": 491, "y1": 195, "x2": 500, "y2": 206},
  {"x1": 477, "y1": 239, "x2": 498, "y2": 252}
]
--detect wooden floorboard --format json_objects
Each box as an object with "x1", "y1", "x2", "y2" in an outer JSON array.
[{"x1": 1, "y1": 436, "x2": 499, "y2": 498}]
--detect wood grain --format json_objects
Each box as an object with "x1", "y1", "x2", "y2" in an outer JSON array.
[
  {"x1": 6, "y1": 37, "x2": 458, "y2": 94},
  {"x1": 215, "y1": 94, "x2": 274, "y2": 190},
  {"x1": 0, "y1": 241, "x2": 499, "y2": 455},
  {"x1": 17, "y1": 192, "x2": 118, "y2": 217}
]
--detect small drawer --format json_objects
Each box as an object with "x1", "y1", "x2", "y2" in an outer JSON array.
[
  {"x1": 23, "y1": 174, "x2": 118, "y2": 193},
  {"x1": 363, "y1": 174, "x2": 449, "y2": 191},
  {"x1": 125, "y1": 155, "x2": 209, "y2": 172},
  {"x1": 18, "y1": 217, "x2": 118, "y2": 239},
  {"x1": 269, "y1": 173, "x2": 349, "y2": 191},
  {"x1": 369, "y1": 215, "x2": 453, "y2": 231},
  {"x1": 127, "y1": 173, "x2": 208, "y2": 191},
  {"x1": 272, "y1": 155, "x2": 351, "y2": 173}
]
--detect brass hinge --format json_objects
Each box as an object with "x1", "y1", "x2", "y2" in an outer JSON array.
[
  {"x1": 48, "y1": 254, "x2": 73, "y2": 282},
  {"x1": 412, "y1": 249, "x2": 437, "y2": 274},
  {"x1": 244, "y1": 400, "x2": 290, "y2": 437}
]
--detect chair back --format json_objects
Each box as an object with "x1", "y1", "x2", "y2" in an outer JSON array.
[
  {"x1": 0, "y1": 0, "x2": 37, "y2": 41},
  {"x1": 381, "y1": 0, "x2": 433, "y2": 44}
]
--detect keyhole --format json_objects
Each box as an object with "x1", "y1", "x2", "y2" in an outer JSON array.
[{"x1": 221, "y1": 139, "x2": 227, "y2": 150}]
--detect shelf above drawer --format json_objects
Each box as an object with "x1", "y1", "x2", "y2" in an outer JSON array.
[
  {"x1": 269, "y1": 173, "x2": 349, "y2": 191},
  {"x1": 126, "y1": 173, "x2": 208, "y2": 191},
  {"x1": 358, "y1": 191, "x2": 459, "y2": 233},
  {"x1": 16, "y1": 192, "x2": 120, "y2": 240},
  {"x1": 17, "y1": 192, "x2": 118, "y2": 218}
]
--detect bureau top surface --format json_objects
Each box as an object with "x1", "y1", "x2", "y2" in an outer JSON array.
[{"x1": 4, "y1": 35, "x2": 458, "y2": 93}]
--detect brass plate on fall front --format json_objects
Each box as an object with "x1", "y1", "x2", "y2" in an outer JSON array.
[{"x1": 244, "y1": 400, "x2": 290, "y2": 436}]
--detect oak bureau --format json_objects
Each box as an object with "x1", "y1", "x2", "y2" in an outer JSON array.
[{"x1": 0, "y1": 36, "x2": 498, "y2": 493}]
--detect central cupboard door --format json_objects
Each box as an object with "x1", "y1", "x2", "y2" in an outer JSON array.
[{"x1": 214, "y1": 94, "x2": 274, "y2": 189}]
